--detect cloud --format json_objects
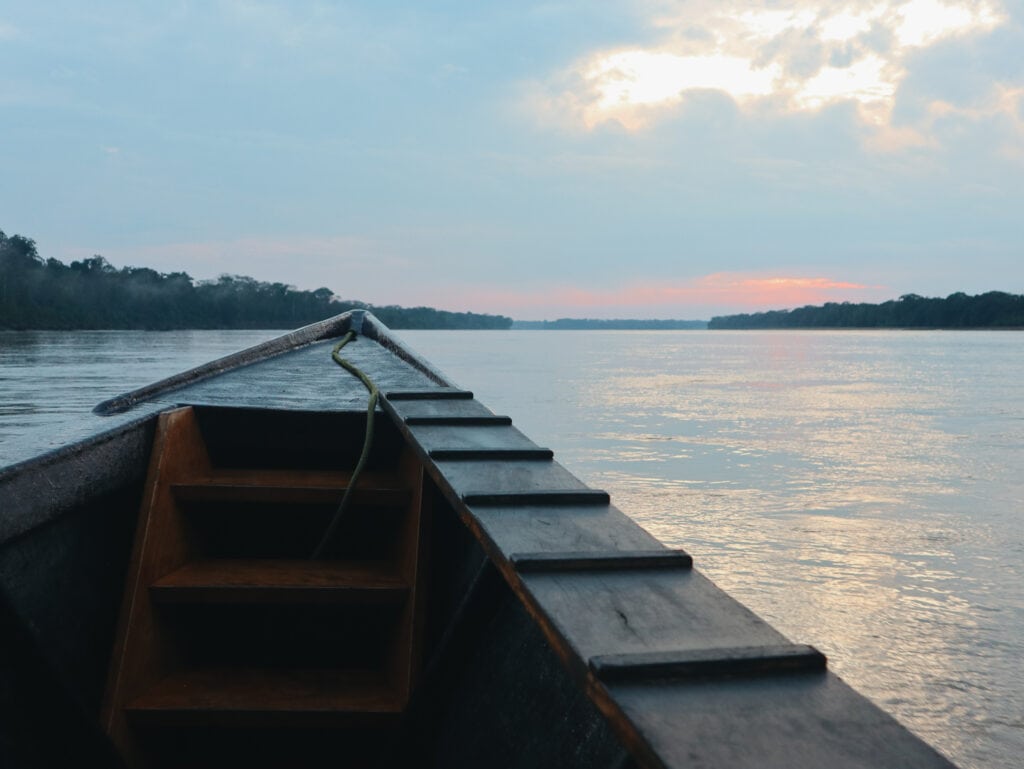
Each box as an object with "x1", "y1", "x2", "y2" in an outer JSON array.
[{"x1": 528, "y1": 1, "x2": 1009, "y2": 140}]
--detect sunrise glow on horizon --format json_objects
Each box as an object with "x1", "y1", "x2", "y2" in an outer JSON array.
[{"x1": 430, "y1": 274, "x2": 890, "y2": 320}]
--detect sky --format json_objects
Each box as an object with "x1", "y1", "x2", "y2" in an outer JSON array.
[{"x1": 1, "y1": 1, "x2": 1021, "y2": 319}]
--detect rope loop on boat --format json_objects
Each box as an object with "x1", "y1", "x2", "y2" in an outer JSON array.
[{"x1": 311, "y1": 330, "x2": 379, "y2": 559}]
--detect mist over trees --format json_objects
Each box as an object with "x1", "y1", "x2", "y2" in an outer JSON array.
[
  {"x1": 709, "y1": 293, "x2": 1024, "y2": 329},
  {"x1": 0, "y1": 229, "x2": 511, "y2": 330}
]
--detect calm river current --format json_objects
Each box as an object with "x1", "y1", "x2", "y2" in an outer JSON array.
[{"x1": 1, "y1": 328, "x2": 1022, "y2": 768}]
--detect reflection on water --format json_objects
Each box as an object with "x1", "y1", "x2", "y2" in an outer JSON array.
[
  {"x1": 1, "y1": 328, "x2": 1021, "y2": 767},
  {"x1": 399, "y1": 329, "x2": 1024, "y2": 769},
  {"x1": 0, "y1": 330, "x2": 278, "y2": 460}
]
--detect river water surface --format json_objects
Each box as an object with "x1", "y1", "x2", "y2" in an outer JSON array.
[{"x1": 1, "y1": 328, "x2": 1022, "y2": 768}]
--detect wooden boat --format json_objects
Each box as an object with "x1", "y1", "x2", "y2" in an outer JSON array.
[{"x1": 0, "y1": 311, "x2": 958, "y2": 768}]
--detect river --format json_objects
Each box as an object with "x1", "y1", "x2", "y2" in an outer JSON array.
[{"x1": 1, "y1": 328, "x2": 1022, "y2": 768}]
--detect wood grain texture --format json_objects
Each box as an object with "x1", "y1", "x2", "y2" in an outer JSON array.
[
  {"x1": 410, "y1": 424, "x2": 545, "y2": 454},
  {"x1": 172, "y1": 477, "x2": 410, "y2": 507},
  {"x1": 518, "y1": 568, "x2": 789, "y2": 662},
  {"x1": 387, "y1": 398, "x2": 497, "y2": 421},
  {"x1": 470, "y1": 503, "x2": 665, "y2": 557},
  {"x1": 605, "y1": 673, "x2": 958, "y2": 769},
  {"x1": 101, "y1": 406, "x2": 212, "y2": 763},
  {"x1": 126, "y1": 668, "x2": 402, "y2": 727},
  {"x1": 149, "y1": 559, "x2": 409, "y2": 604}
]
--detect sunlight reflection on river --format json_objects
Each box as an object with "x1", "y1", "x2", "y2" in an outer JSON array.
[{"x1": 399, "y1": 329, "x2": 1024, "y2": 769}]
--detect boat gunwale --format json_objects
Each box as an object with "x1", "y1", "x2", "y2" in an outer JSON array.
[{"x1": 91, "y1": 310, "x2": 456, "y2": 417}]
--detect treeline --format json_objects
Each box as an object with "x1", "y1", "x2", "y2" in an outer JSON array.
[
  {"x1": 513, "y1": 318, "x2": 706, "y2": 329},
  {"x1": 709, "y1": 292, "x2": 1024, "y2": 329},
  {"x1": 0, "y1": 229, "x2": 511, "y2": 330}
]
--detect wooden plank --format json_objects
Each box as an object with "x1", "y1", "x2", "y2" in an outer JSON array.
[
  {"x1": 172, "y1": 482, "x2": 410, "y2": 507},
  {"x1": 126, "y1": 668, "x2": 403, "y2": 727},
  {"x1": 463, "y1": 489, "x2": 610, "y2": 506},
  {"x1": 519, "y1": 569, "x2": 789, "y2": 661},
  {"x1": 429, "y1": 448, "x2": 554, "y2": 461},
  {"x1": 385, "y1": 389, "x2": 474, "y2": 401},
  {"x1": 511, "y1": 549, "x2": 693, "y2": 573},
  {"x1": 422, "y1": 458, "x2": 592, "y2": 500},
  {"x1": 470, "y1": 503, "x2": 665, "y2": 557},
  {"x1": 101, "y1": 406, "x2": 213, "y2": 764},
  {"x1": 386, "y1": 398, "x2": 497, "y2": 421},
  {"x1": 405, "y1": 415, "x2": 513, "y2": 426},
  {"x1": 387, "y1": 448, "x2": 429, "y2": 701},
  {"x1": 149, "y1": 560, "x2": 409, "y2": 604},
  {"x1": 603, "y1": 673, "x2": 959, "y2": 769},
  {"x1": 409, "y1": 423, "x2": 547, "y2": 456},
  {"x1": 180, "y1": 468, "x2": 397, "y2": 487},
  {"x1": 590, "y1": 644, "x2": 825, "y2": 682}
]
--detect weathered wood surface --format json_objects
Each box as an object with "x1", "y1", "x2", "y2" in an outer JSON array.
[
  {"x1": 470, "y1": 503, "x2": 665, "y2": 556},
  {"x1": 388, "y1": 397, "x2": 498, "y2": 421},
  {"x1": 126, "y1": 668, "x2": 402, "y2": 727},
  {"x1": 149, "y1": 560, "x2": 409, "y2": 604},
  {"x1": 606, "y1": 673, "x2": 957, "y2": 769},
  {"x1": 520, "y1": 568, "x2": 788, "y2": 661},
  {"x1": 407, "y1": 424, "x2": 544, "y2": 454},
  {"x1": 432, "y1": 459, "x2": 593, "y2": 497}
]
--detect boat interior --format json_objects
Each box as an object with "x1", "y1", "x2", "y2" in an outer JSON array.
[{"x1": 3, "y1": 401, "x2": 635, "y2": 768}]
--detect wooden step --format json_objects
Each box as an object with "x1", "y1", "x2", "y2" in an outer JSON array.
[
  {"x1": 126, "y1": 669, "x2": 403, "y2": 727},
  {"x1": 149, "y1": 560, "x2": 409, "y2": 604},
  {"x1": 172, "y1": 469, "x2": 410, "y2": 507}
]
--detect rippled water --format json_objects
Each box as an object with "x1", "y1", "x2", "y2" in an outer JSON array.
[
  {"x1": 398, "y1": 329, "x2": 1024, "y2": 769},
  {"x1": 2, "y1": 328, "x2": 1022, "y2": 768}
]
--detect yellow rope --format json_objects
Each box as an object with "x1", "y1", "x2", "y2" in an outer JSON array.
[{"x1": 311, "y1": 330, "x2": 379, "y2": 559}]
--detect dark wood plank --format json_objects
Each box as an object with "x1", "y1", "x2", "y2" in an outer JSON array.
[
  {"x1": 519, "y1": 569, "x2": 789, "y2": 661},
  {"x1": 470, "y1": 503, "x2": 665, "y2": 557},
  {"x1": 385, "y1": 389, "x2": 474, "y2": 400},
  {"x1": 590, "y1": 644, "x2": 825, "y2": 682},
  {"x1": 126, "y1": 668, "x2": 403, "y2": 727},
  {"x1": 387, "y1": 448, "x2": 430, "y2": 701},
  {"x1": 386, "y1": 398, "x2": 497, "y2": 421},
  {"x1": 149, "y1": 560, "x2": 408, "y2": 604},
  {"x1": 181, "y1": 468, "x2": 397, "y2": 487},
  {"x1": 405, "y1": 415, "x2": 512, "y2": 426},
  {"x1": 511, "y1": 549, "x2": 693, "y2": 573},
  {"x1": 435, "y1": 459, "x2": 593, "y2": 499},
  {"x1": 463, "y1": 489, "x2": 610, "y2": 506},
  {"x1": 430, "y1": 448, "x2": 555, "y2": 461},
  {"x1": 410, "y1": 423, "x2": 549, "y2": 458},
  {"x1": 101, "y1": 406, "x2": 213, "y2": 764},
  {"x1": 172, "y1": 481, "x2": 410, "y2": 507},
  {"x1": 603, "y1": 673, "x2": 959, "y2": 769}
]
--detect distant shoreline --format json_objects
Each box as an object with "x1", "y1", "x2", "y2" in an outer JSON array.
[{"x1": 709, "y1": 292, "x2": 1024, "y2": 329}]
